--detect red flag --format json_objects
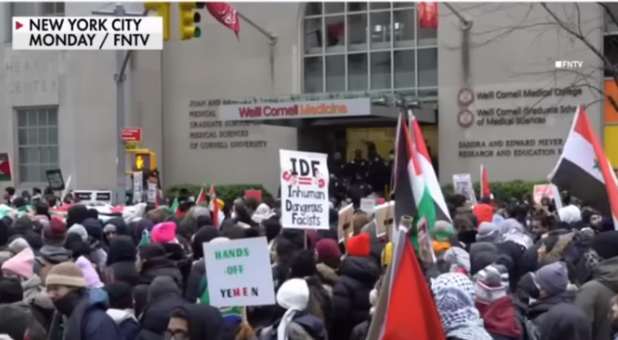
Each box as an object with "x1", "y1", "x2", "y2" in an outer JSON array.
[
  {"x1": 418, "y1": 2, "x2": 438, "y2": 29},
  {"x1": 206, "y1": 2, "x2": 240, "y2": 37},
  {"x1": 367, "y1": 226, "x2": 445, "y2": 340},
  {"x1": 196, "y1": 187, "x2": 207, "y2": 205},
  {"x1": 0, "y1": 154, "x2": 11, "y2": 181},
  {"x1": 480, "y1": 164, "x2": 491, "y2": 199},
  {"x1": 550, "y1": 106, "x2": 618, "y2": 226},
  {"x1": 209, "y1": 185, "x2": 220, "y2": 227}
]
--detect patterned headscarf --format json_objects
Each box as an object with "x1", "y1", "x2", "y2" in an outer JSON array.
[{"x1": 431, "y1": 273, "x2": 493, "y2": 340}]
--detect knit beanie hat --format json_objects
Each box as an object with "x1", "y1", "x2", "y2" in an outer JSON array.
[
  {"x1": 276, "y1": 278, "x2": 309, "y2": 311},
  {"x1": 39, "y1": 245, "x2": 72, "y2": 264},
  {"x1": 43, "y1": 216, "x2": 66, "y2": 243},
  {"x1": 0, "y1": 277, "x2": 23, "y2": 303},
  {"x1": 474, "y1": 264, "x2": 509, "y2": 303},
  {"x1": 533, "y1": 261, "x2": 568, "y2": 297},
  {"x1": 476, "y1": 222, "x2": 500, "y2": 243},
  {"x1": 432, "y1": 220, "x2": 455, "y2": 242},
  {"x1": 591, "y1": 231, "x2": 618, "y2": 260},
  {"x1": 45, "y1": 261, "x2": 87, "y2": 288},
  {"x1": 315, "y1": 238, "x2": 341, "y2": 264},
  {"x1": 107, "y1": 235, "x2": 137, "y2": 266},
  {"x1": 1, "y1": 247, "x2": 34, "y2": 279},
  {"x1": 7, "y1": 237, "x2": 30, "y2": 255},
  {"x1": 347, "y1": 232, "x2": 371, "y2": 257},
  {"x1": 75, "y1": 256, "x2": 103, "y2": 288},
  {"x1": 151, "y1": 221, "x2": 177, "y2": 244},
  {"x1": 104, "y1": 282, "x2": 133, "y2": 310},
  {"x1": 67, "y1": 224, "x2": 88, "y2": 242}
]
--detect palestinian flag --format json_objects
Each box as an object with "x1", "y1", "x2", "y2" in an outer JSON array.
[
  {"x1": 0, "y1": 154, "x2": 11, "y2": 181},
  {"x1": 394, "y1": 114, "x2": 451, "y2": 236},
  {"x1": 196, "y1": 187, "x2": 207, "y2": 205},
  {"x1": 366, "y1": 226, "x2": 445, "y2": 340},
  {"x1": 549, "y1": 106, "x2": 618, "y2": 225},
  {"x1": 480, "y1": 164, "x2": 491, "y2": 199}
]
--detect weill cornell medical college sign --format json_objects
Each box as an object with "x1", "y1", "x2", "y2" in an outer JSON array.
[{"x1": 216, "y1": 98, "x2": 371, "y2": 121}]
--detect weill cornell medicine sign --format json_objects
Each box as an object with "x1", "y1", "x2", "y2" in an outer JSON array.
[{"x1": 217, "y1": 98, "x2": 371, "y2": 121}]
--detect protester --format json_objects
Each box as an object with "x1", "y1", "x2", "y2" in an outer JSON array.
[
  {"x1": 165, "y1": 304, "x2": 225, "y2": 340},
  {"x1": 105, "y1": 282, "x2": 140, "y2": 340},
  {"x1": 138, "y1": 276, "x2": 185, "y2": 340},
  {"x1": 575, "y1": 231, "x2": 618, "y2": 340},
  {"x1": 332, "y1": 232, "x2": 380, "y2": 340},
  {"x1": 431, "y1": 272, "x2": 493, "y2": 340},
  {"x1": 46, "y1": 261, "x2": 120, "y2": 340}
]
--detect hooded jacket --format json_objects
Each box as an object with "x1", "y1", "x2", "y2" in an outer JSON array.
[
  {"x1": 476, "y1": 296, "x2": 522, "y2": 340},
  {"x1": 0, "y1": 301, "x2": 46, "y2": 340},
  {"x1": 49, "y1": 288, "x2": 120, "y2": 340},
  {"x1": 331, "y1": 256, "x2": 380, "y2": 340},
  {"x1": 137, "y1": 276, "x2": 185, "y2": 340},
  {"x1": 107, "y1": 309, "x2": 139, "y2": 340},
  {"x1": 538, "y1": 303, "x2": 591, "y2": 340},
  {"x1": 138, "y1": 254, "x2": 183, "y2": 287},
  {"x1": 183, "y1": 304, "x2": 225, "y2": 340},
  {"x1": 575, "y1": 255, "x2": 618, "y2": 340}
]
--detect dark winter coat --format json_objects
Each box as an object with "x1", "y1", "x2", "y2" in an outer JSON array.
[
  {"x1": 259, "y1": 311, "x2": 327, "y2": 340},
  {"x1": 107, "y1": 309, "x2": 140, "y2": 340},
  {"x1": 183, "y1": 303, "x2": 225, "y2": 340},
  {"x1": 575, "y1": 255, "x2": 618, "y2": 340},
  {"x1": 0, "y1": 301, "x2": 46, "y2": 340},
  {"x1": 537, "y1": 303, "x2": 591, "y2": 340},
  {"x1": 107, "y1": 261, "x2": 140, "y2": 286},
  {"x1": 331, "y1": 256, "x2": 380, "y2": 340},
  {"x1": 184, "y1": 258, "x2": 206, "y2": 302},
  {"x1": 49, "y1": 288, "x2": 120, "y2": 340},
  {"x1": 527, "y1": 292, "x2": 573, "y2": 322}
]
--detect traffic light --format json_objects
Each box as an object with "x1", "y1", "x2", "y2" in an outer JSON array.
[
  {"x1": 133, "y1": 153, "x2": 150, "y2": 171},
  {"x1": 144, "y1": 2, "x2": 170, "y2": 41},
  {"x1": 179, "y1": 2, "x2": 201, "y2": 40}
]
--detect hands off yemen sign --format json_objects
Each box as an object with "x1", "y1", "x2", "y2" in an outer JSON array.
[
  {"x1": 203, "y1": 237, "x2": 275, "y2": 307},
  {"x1": 280, "y1": 149, "x2": 329, "y2": 230}
]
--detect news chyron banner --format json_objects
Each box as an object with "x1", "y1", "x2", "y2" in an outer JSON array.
[{"x1": 12, "y1": 17, "x2": 163, "y2": 50}]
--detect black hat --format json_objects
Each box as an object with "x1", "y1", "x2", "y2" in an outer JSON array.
[
  {"x1": 0, "y1": 277, "x2": 23, "y2": 303},
  {"x1": 592, "y1": 231, "x2": 618, "y2": 260}
]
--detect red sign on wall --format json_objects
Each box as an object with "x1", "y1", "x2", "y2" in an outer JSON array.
[
  {"x1": 121, "y1": 128, "x2": 142, "y2": 142},
  {"x1": 418, "y1": 2, "x2": 438, "y2": 29}
]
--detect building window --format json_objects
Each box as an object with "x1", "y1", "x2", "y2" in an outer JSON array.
[
  {"x1": 16, "y1": 108, "x2": 59, "y2": 184},
  {"x1": 41, "y1": 2, "x2": 65, "y2": 16},
  {"x1": 302, "y1": 2, "x2": 438, "y2": 96}
]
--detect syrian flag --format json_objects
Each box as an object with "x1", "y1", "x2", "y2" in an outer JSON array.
[
  {"x1": 366, "y1": 225, "x2": 445, "y2": 340},
  {"x1": 394, "y1": 113, "x2": 451, "y2": 236},
  {"x1": 549, "y1": 106, "x2": 618, "y2": 225},
  {"x1": 480, "y1": 164, "x2": 492, "y2": 199}
]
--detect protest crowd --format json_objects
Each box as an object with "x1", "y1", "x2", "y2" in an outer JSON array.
[{"x1": 0, "y1": 111, "x2": 617, "y2": 340}]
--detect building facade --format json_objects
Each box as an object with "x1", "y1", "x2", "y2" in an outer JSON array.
[{"x1": 0, "y1": 2, "x2": 610, "y2": 197}]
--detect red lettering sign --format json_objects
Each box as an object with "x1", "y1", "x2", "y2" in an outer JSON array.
[{"x1": 121, "y1": 128, "x2": 142, "y2": 142}]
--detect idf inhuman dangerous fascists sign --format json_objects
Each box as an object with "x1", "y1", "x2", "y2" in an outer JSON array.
[
  {"x1": 280, "y1": 149, "x2": 329, "y2": 230},
  {"x1": 203, "y1": 237, "x2": 275, "y2": 307},
  {"x1": 12, "y1": 17, "x2": 163, "y2": 50}
]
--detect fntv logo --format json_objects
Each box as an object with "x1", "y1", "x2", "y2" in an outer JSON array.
[{"x1": 555, "y1": 60, "x2": 583, "y2": 69}]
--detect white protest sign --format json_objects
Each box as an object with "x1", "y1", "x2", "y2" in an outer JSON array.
[
  {"x1": 452, "y1": 173, "x2": 477, "y2": 203},
  {"x1": 374, "y1": 201, "x2": 395, "y2": 239},
  {"x1": 337, "y1": 203, "x2": 354, "y2": 242},
  {"x1": 533, "y1": 184, "x2": 558, "y2": 205},
  {"x1": 203, "y1": 237, "x2": 275, "y2": 307},
  {"x1": 147, "y1": 182, "x2": 157, "y2": 204},
  {"x1": 132, "y1": 171, "x2": 143, "y2": 204},
  {"x1": 360, "y1": 198, "x2": 376, "y2": 215},
  {"x1": 280, "y1": 149, "x2": 329, "y2": 230}
]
